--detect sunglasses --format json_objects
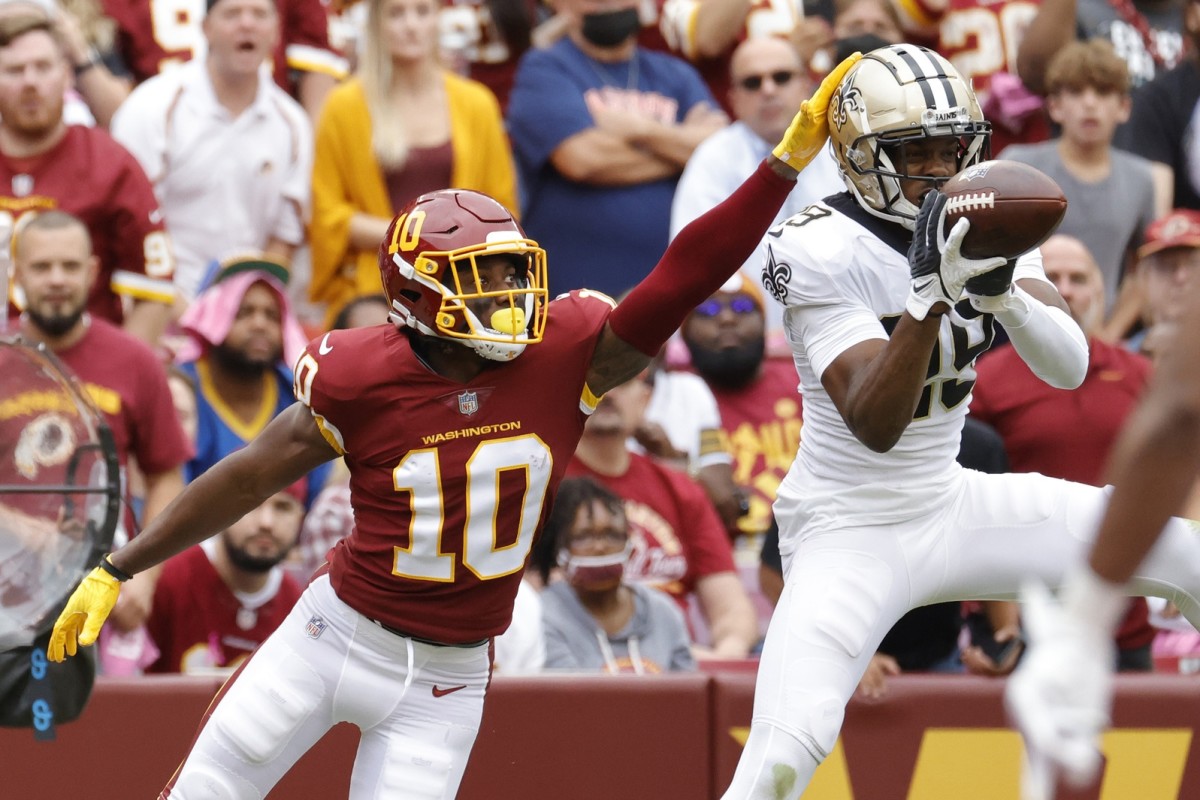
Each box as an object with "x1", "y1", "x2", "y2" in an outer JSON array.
[
  {"x1": 736, "y1": 70, "x2": 795, "y2": 92},
  {"x1": 693, "y1": 296, "x2": 759, "y2": 318}
]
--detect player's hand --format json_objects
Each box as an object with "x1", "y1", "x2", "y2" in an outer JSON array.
[
  {"x1": 965, "y1": 259, "x2": 1017, "y2": 298},
  {"x1": 1006, "y1": 580, "x2": 1115, "y2": 799},
  {"x1": 771, "y1": 51, "x2": 862, "y2": 172},
  {"x1": 46, "y1": 564, "x2": 123, "y2": 662},
  {"x1": 906, "y1": 191, "x2": 1008, "y2": 320}
]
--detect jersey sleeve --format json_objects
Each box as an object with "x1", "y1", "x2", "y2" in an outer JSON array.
[
  {"x1": 282, "y1": 0, "x2": 349, "y2": 79},
  {"x1": 106, "y1": 144, "x2": 175, "y2": 305},
  {"x1": 292, "y1": 333, "x2": 353, "y2": 456},
  {"x1": 669, "y1": 470, "x2": 736, "y2": 578},
  {"x1": 130, "y1": 349, "x2": 193, "y2": 475}
]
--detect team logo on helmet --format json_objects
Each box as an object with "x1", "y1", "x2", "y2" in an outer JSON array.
[{"x1": 831, "y1": 86, "x2": 863, "y2": 132}]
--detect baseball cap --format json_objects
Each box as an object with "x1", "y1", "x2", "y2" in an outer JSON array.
[{"x1": 1138, "y1": 209, "x2": 1200, "y2": 259}]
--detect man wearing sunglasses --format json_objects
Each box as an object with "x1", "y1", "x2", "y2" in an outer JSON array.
[{"x1": 671, "y1": 36, "x2": 842, "y2": 356}]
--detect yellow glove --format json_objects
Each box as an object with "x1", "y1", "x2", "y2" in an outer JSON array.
[
  {"x1": 46, "y1": 562, "x2": 123, "y2": 662},
  {"x1": 772, "y1": 51, "x2": 864, "y2": 171}
]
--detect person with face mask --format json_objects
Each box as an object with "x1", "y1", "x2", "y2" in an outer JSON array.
[
  {"x1": 532, "y1": 477, "x2": 696, "y2": 673},
  {"x1": 506, "y1": 0, "x2": 729, "y2": 301}
]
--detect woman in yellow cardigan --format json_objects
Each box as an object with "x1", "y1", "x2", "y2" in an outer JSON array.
[{"x1": 310, "y1": 0, "x2": 519, "y2": 318}]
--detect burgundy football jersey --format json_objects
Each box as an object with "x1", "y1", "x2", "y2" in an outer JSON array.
[
  {"x1": 102, "y1": 0, "x2": 344, "y2": 90},
  {"x1": 0, "y1": 126, "x2": 173, "y2": 323},
  {"x1": 146, "y1": 544, "x2": 303, "y2": 673},
  {"x1": 296, "y1": 292, "x2": 613, "y2": 643}
]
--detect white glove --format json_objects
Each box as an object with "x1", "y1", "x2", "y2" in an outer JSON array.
[
  {"x1": 906, "y1": 191, "x2": 1009, "y2": 321},
  {"x1": 1006, "y1": 574, "x2": 1123, "y2": 799}
]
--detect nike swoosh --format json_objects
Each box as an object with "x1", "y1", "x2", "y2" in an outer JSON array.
[
  {"x1": 432, "y1": 684, "x2": 467, "y2": 698},
  {"x1": 913, "y1": 276, "x2": 938, "y2": 293},
  {"x1": 318, "y1": 333, "x2": 333, "y2": 355}
]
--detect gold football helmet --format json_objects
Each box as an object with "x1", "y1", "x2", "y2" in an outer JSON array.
[{"x1": 827, "y1": 44, "x2": 991, "y2": 229}]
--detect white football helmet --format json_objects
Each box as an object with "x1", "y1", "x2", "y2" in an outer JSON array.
[{"x1": 827, "y1": 44, "x2": 991, "y2": 229}]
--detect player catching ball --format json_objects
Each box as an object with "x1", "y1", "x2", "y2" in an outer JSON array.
[
  {"x1": 718, "y1": 44, "x2": 1200, "y2": 800},
  {"x1": 45, "y1": 54, "x2": 862, "y2": 800}
]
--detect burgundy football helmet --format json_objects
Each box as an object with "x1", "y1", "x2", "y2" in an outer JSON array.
[{"x1": 378, "y1": 189, "x2": 548, "y2": 361}]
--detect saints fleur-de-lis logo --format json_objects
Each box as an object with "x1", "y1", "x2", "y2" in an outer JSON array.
[{"x1": 762, "y1": 245, "x2": 791, "y2": 305}]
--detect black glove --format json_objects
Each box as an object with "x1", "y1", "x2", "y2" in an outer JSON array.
[{"x1": 964, "y1": 260, "x2": 1017, "y2": 297}]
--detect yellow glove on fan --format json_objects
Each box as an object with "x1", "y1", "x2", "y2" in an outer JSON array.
[
  {"x1": 46, "y1": 562, "x2": 123, "y2": 662},
  {"x1": 772, "y1": 52, "x2": 863, "y2": 171}
]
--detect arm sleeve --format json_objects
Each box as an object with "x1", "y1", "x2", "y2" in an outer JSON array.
[
  {"x1": 989, "y1": 286, "x2": 1088, "y2": 390},
  {"x1": 608, "y1": 161, "x2": 794, "y2": 355}
]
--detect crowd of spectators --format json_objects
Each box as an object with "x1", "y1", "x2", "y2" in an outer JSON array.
[{"x1": 4, "y1": 0, "x2": 1199, "y2": 679}]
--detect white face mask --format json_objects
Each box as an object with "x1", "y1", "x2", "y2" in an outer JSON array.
[{"x1": 558, "y1": 543, "x2": 632, "y2": 590}]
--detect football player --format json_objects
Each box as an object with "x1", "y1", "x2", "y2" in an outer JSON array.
[
  {"x1": 1007, "y1": 250, "x2": 1200, "y2": 794},
  {"x1": 42, "y1": 52, "x2": 862, "y2": 800},
  {"x1": 719, "y1": 44, "x2": 1200, "y2": 800}
]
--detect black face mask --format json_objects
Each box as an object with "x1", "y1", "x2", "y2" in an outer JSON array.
[
  {"x1": 581, "y1": 8, "x2": 640, "y2": 48},
  {"x1": 686, "y1": 337, "x2": 765, "y2": 389}
]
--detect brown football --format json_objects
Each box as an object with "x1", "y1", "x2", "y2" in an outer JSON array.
[{"x1": 941, "y1": 160, "x2": 1068, "y2": 260}]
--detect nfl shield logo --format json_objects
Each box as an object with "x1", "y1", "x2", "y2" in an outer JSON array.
[
  {"x1": 305, "y1": 615, "x2": 327, "y2": 640},
  {"x1": 457, "y1": 390, "x2": 479, "y2": 416},
  {"x1": 11, "y1": 174, "x2": 32, "y2": 197}
]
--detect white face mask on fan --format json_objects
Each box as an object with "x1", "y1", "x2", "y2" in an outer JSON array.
[{"x1": 558, "y1": 543, "x2": 632, "y2": 591}]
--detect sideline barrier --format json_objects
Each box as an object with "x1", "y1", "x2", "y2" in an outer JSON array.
[{"x1": 2, "y1": 671, "x2": 1197, "y2": 798}]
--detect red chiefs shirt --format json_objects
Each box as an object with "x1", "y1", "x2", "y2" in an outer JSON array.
[
  {"x1": 971, "y1": 338, "x2": 1155, "y2": 649},
  {"x1": 146, "y1": 544, "x2": 303, "y2": 673},
  {"x1": 702, "y1": 357, "x2": 802, "y2": 536},
  {"x1": 297, "y1": 292, "x2": 612, "y2": 643},
  {"x1": 1, "y1": 126, "x2": 173, "y2": 323},
  {"x1": 566, "y1": 451, "x2": 737, "y2": 613},
  {"x1": 102, "y1": 0, "x2": 344, "y2": 92}
]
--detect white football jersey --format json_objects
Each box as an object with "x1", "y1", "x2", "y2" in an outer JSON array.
[{"x1": 764, "y1": 193, "x2": 1049, "y2": 529}]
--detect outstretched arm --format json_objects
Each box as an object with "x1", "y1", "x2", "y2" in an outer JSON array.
[
  {"x1": 47, "y1": 404, "x2": 338, "y2": 661},
  {"x1": 585, "y1": 52, "x2": 863, "y2": 396}
]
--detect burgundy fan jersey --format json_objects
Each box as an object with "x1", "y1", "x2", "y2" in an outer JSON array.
[
  {"x1": 102, "y1": 0, "x2": 344, "y2": 90},
  {"x1": 146, "y1": 544, "x2": 303, "y2": 673},
  {"x1": 296, "y1": 291, "x2": 613, "y2": 643},
  {"x1": 0, "y1": 126, "x2": 173, "y2": 323}
]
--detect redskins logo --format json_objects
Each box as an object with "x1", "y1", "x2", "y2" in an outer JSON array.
[{"x1": 13, "y1": 413, "x2": 75, "y2": 479}]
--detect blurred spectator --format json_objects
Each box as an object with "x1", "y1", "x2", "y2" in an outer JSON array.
[
  {"x1": 309, "y1": 0, "x2": 517, "y2": 321},
  {"x1": 796, "y1": 0, "x2": 899, "y2": 81},
  {"x1": 437, "y1": 0, "x2": 537, "y2": 109},
  {"x1": 650, "y1": 0, "x2": 805, "y2": 116},
  {"x1": 1127, "y1": 208, "x2": 1200, "y2": 354},
  {"x1": 11, "y1": 210, "x2": 190, "y2": 668},
  {"x1": 492, "y1": 576, "x2": 546, "y2": 673},
  {"x1": 637, "y1": 352, "x2": 743, "y2": 536},
  {"x1": 1112, "y1": 3, "x2": 1200, "y2": 211},
  {"x1": 1018, "y1": 0, "x2": 1189, "y2": 96},
  {"x1": 999, "y1": 39, "x2": 1158, "y2": 342},
  {"x1": 330, "y1": 291, "x2": 389, "y2": 330},
  {"x1": 532, "y1": 476, "x2": 695, "y2": 672},
  {"x1": 0, "y1": 13, "x2": 175, "y2": 346},
  {"x1": 111, "y1": 0, "x2": 313, "y2": 302},
  {"x1": 672, "y1": 35, "x2": 842, "y2": 356},
  {"x1": 145, "y1": 482, "x2": 306, "y2": 673},
  {"x1": 0, "y1": 0, "x2": 128, "y2": 127},
  {"x1": 101, "y1": 0, "x2": 346, "y2": 121},
  {"x1": 972, "y1": 234, "x2": 1157, "y2": 671},
  {"x1": 567, "y1": 371, "x2": 758, "y2": 658},
  {"x1": 890, "y1": 0, "x2": 1046, "y2": 151},
  {"x1": 680, "y1": 274, "x2": 800, "y2": 542},
  {"x1": 174, "y1": 255, "x2": 329, "y2": 507},
  {"x1": 507, "y1": 0, "x2": 727, "y2": 299}
]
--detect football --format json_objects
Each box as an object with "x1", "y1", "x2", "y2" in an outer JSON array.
[{"x1": 940, "y1": 160, "x2": 1068, "y2": 260}]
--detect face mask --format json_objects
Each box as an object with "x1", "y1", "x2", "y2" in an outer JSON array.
[
  {"x1": 580, "y1": 8, "x2": 640, "y2": 48},
  {"x1": 559, "y1": 543, "x2": 631, "y2": 590},
  {"x1": 686, "y1": 336, "x2": 765, "y2": 389}
]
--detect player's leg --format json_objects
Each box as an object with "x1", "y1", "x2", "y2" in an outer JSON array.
[
  {"x1": 936, "y1": 472, "x2": 1200, "y2": 625},
  {"x1": 721, "y1": 526, "x2": 915, "y2": 800},
  {"x1": 161, "y1": 576, "x2": 353, "y2": 799},
  {"x1": 345, "y1": 637, "x2": 491, "y2": 800}
]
